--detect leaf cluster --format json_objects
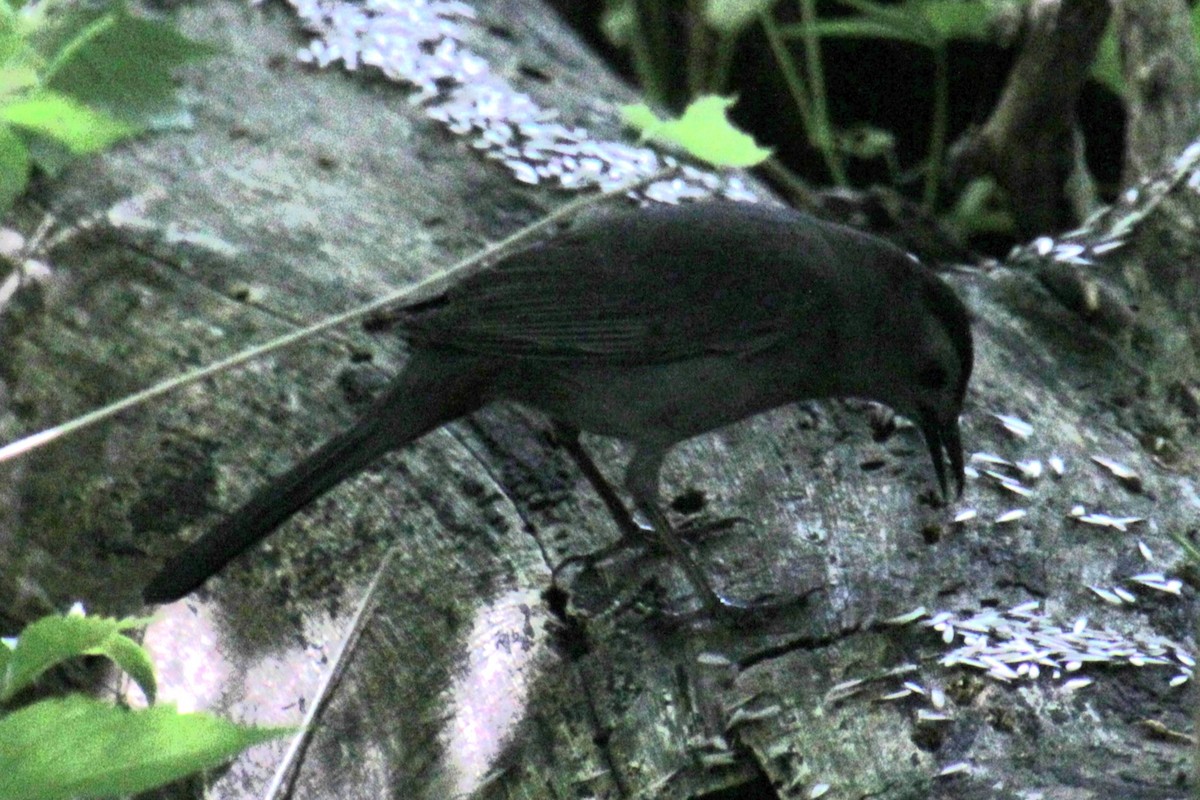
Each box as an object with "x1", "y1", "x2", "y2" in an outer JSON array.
[
  {"x1": 0, "y1": 0, "x2": 215, "y2": 215},
  {"x1": 0, "y1": 606, "x2": 291, "y2": 800},
  {"x1": 601, "y1": 0, "x2": 1200, "y2": 235}
]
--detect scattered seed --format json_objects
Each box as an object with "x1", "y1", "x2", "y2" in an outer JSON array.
[
  {"x1": 970, "y1": 452, "x2": 1014, "y2": 467},
  {"x1": 1089, "y1": 585, "x2": 1125, "y2": 605},
  {"x1": 1048, "y1": 456, "x2": 1065, "y2": 476},
  {"x1": 937, "y1": 762, "x2": 971, "y2": 777},
  {"x1": 884, "y1": 607, "x2": 928, "y2": 625},
  {"x1": 1091, "y1": 456, "x2": 1142, "y2": 490},
  {"x1": 995, "y1": 509, "x2": 1027, "y2": 524},
  {"x1": 993, "y1": 413, "x2": 1033, "y2": 438},
  {"x1": 1078, "y1": 513, "x2": 1144, "y2": 532},
  {"x1": 953, "y1": 509, "x2": 977, "y2": 523},
  {"x1": 1009, "y1": 600, "x2": 1040, "y2": 616},
  {"x1": 1017, "y1": 460, "x2": 1043, "y2": 480},
  {"x1": 917, "y1": 709, "x2": 952, "y2": 722},
  {"x1": 725, "y1": 704, "x2": 781, "y2": 729},
  {"x1": 697, "y1": 652, "x2": 732, "y2": 666}
]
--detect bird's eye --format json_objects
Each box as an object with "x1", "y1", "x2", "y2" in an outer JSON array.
[{"x1": 917, "y1": 363, "x2": 948, "y2": 390}]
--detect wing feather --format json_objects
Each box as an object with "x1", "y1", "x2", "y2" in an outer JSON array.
[{"x1": 400, "y1": 203, "x2": 845, "y2": 364}]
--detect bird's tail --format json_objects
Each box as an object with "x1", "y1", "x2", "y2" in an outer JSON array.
[{"x1": 142, "y1": 350, "x2": 490, "y2": 603}]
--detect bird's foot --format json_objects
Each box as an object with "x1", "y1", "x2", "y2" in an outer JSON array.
[{"x1": 662, "y1": 584, "x2": 825, "y2": 628}]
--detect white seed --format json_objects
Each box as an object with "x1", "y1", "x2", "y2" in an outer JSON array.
[
  {"x1": 1017, "y1": 460, "x2": 1043, "y2": 480},
  {"x1": 918, "y1": 709, "x2": 952, "y2": 722},
  {"x1": 1091, "y1": 239, "x2": 1125, "y2": 255},
  {"x1": 696, "y1": 652, "x2": 732, "y2": 666},
  {"x1": 1009, "y1": 600, "x2": 1040, "y2": 615},
  {"x1": 970, "y1": 452, "x2": 1014, "y2": 467},
  {"x1": 884, "y1": 607, "x2": 928, "y2": 625},
  {"x1": 995, "y1": 509, "x2": 1027, "y2": 523},
  {"x1": 1088, "y1": 585, "x2": 1125, "y2": 605},
  {"x1": 937, "y1": 762, "x2": 971, "y2": 777},
  {"x1": 1091, "y1": 455, "x2": 1139, "y2": 481},
  {"x1": 993, "y1": 413, "x2": 1034, "y2": 438}
]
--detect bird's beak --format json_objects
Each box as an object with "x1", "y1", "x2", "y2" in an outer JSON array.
[{"x1": 918, "y1": 409, "x2": 965, "y2": 501}]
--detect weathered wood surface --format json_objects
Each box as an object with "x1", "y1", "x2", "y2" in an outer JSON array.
[{"x1": 0, "y1": 1, "x2": 1195, "y2": 798}]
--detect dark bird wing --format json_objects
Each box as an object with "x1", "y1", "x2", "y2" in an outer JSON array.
[{"x1": 400, "y1": 203, "x2": 847, "y2": 365}]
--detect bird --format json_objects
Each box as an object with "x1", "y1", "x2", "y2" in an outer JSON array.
[{"x1": 142, "y1": 201, "x2": 973, "y2": 614}]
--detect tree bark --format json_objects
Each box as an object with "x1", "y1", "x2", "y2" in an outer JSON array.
[
  {"x1": 948, "y1": 0, "x2": 1111, "y2": 236},
  {"x1": 1, "y1": 1, "x2": 1196, "y2": 798},
  {"x1": 1114, "y1": 0, "x2": 1200, "y2": 188}
]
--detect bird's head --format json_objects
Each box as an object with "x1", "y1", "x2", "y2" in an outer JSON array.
[{"x1": 871, "y1": 259, "x2": 973, "y2": 501}]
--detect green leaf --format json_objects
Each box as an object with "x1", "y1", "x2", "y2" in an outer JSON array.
[
  {"x1": 622, "y1": 95, "x2": 773, "y2": 168},
  {"x1": 947, "y1": 175, "x2": 1015, "y2": 236},
  {"x1": 703, "y1": 0, "x2": 779, "y2": 36},
  {"x1": 0, "y1": 66, "x2": 38, "y2": 98},
  {"x1": 1090, "y1": 20, "x2": 1123, "y2": 96},
  {"x1": 0, "y1": 122, "x2": 29, "y2": 213},
  {"x1": 780, "y1": 18, "x2": 930, "y2": 47},
  {"x1": 909, "y1": 0, "x2": 995, "y2": 42},
  {"x1": 599, "y1": 0, "x2": 634, "y2": 47},
  {"x1": 100, "y1": 630, "x2": 157, "y2": 705},
  {"x1": 0, "y1": 89, "x2": 135, "y2": 154},
  {"x1": 0, "y1": 696, "x2": 292, "y2": 800},
  {"x1": 836, "y1": 123, "x2": 895, "y2": 159},
  {"x1": 0, "y1": 18, "x2": 32, "y2": 68},
  {"x1": 46, "y1": 4, "x2": 217, "y2": 126},
  {"x1": 0, "y1": 612, "x2": 154, "y2": 702}
]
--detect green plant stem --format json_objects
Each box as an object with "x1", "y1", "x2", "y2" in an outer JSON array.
[
  {"x1": 707, "y1": 33, "x2": 737, "y2": 93},
  {"x1": 760, "y1": 156, "x2": 821, "y2": 207},
  {"x1": 685, "y1": 0, "x2": 708, "y2": 98},
  {"x1": 41, "y1": 12, "x2": 115, "y2": 84},
  {"x1": 796, "y1": 0, "x2": 846, "y2": 186},
  {"x1": 631, "y1": 0, "x2": 671, "y2": 107},
  {"x1": 761, "y1": 12, "x2": 846, "y2": 185},
  {"x1": 922, "y1": 42, "x2": 949, "y2": 210}
]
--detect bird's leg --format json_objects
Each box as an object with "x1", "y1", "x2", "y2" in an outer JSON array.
[
  {"x1": 553, "y1": 423, "x2": 656, "y2": 549},
  {"x1": 623, "y1": 445, "x2": 750, "y2": 617}
]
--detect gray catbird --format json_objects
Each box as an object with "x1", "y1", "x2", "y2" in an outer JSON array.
[{"x1": 142, "y1": 201, "x2": 973, "y2": 612}]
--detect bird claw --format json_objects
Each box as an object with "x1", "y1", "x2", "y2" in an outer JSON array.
[{"x1": 661, "y1": 584, "x2": 824, "y2": 628}]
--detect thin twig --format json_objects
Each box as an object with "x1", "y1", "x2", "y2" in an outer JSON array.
[{"x1": 260, "y1": 546, "x2": 398, "y2": 800}]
